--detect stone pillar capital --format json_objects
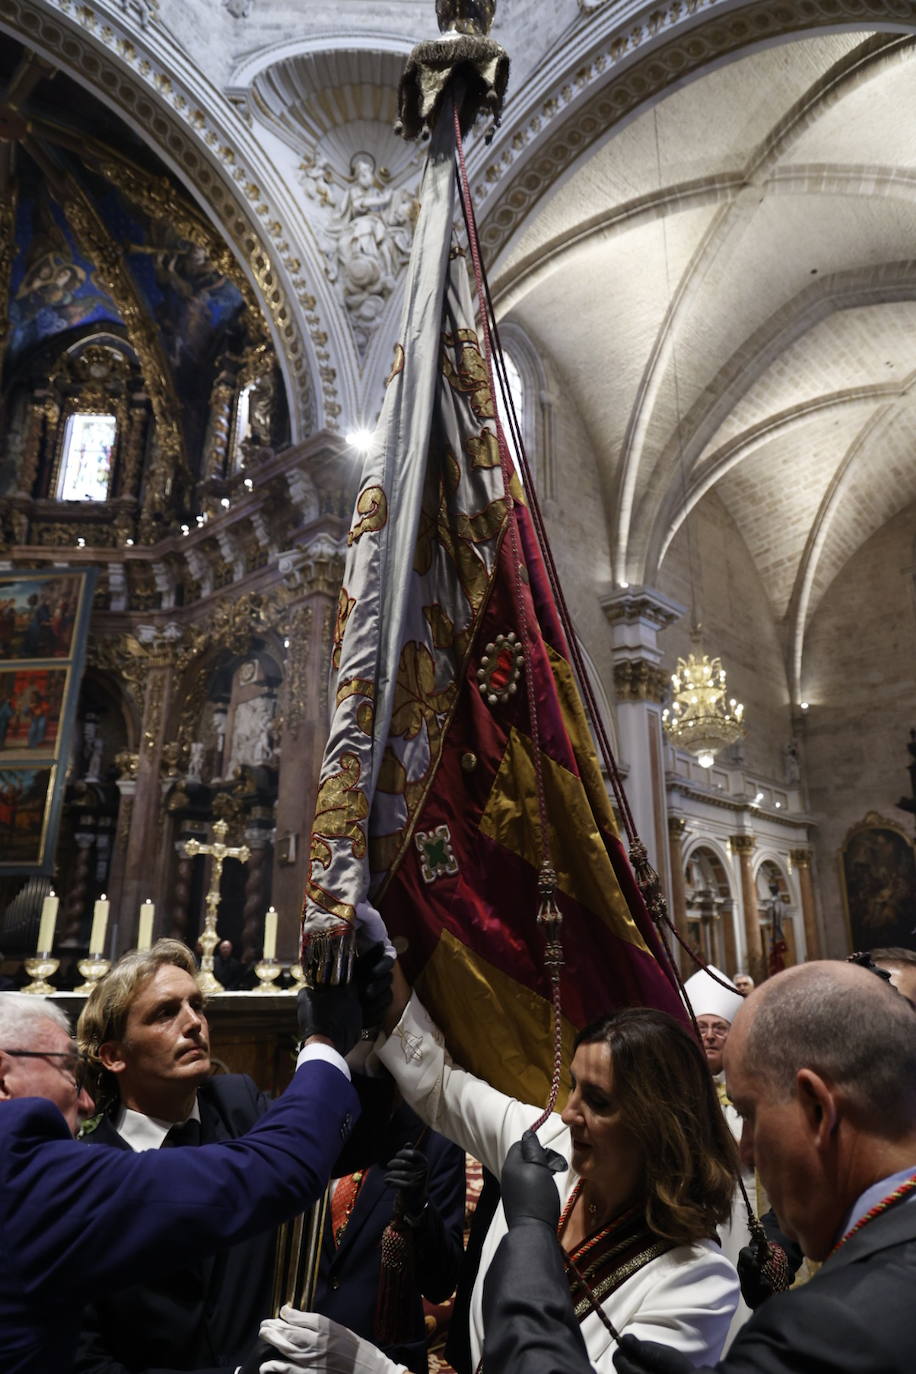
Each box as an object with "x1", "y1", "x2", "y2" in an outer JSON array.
[
  {"x1": 790, "y1": 847, "x2": 812, "y2": 867},
  {"x1": 613, "y1": 658, "x2": 669, "y2": 703},
  {"x1": 667, "y1": 814, "x2": 688, "y2": 838},
  {"x1": 730, "y1": 834, "x2": 757, "y2": 856},
  {"x1": 602, "y1": 585, "x2": 686, "y2": 665}
]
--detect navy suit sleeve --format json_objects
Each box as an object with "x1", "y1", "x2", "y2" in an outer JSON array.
[
  {"x1": 1, "y1": 1058, "x2": 358, "y2": 1302},
  {"x1": 483, "y1": 1219, "x2": 590, "y2": 1374}
]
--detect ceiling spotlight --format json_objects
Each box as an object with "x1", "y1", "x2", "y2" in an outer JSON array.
[
  {"x1": 346, "y1": 428, "x2": 374, "y2": 454},
  {"x1": 180, "y1": 524, "x2": 190, "y2": 536},
  {"x1": 800, "y1": 701, "x2": 809, "y2": 712},
  {"x1": 76, "y1": 537, "x2": 85, "y2": 548},
  {"x1": 753, "y1": 790, "x2": 764, "y2": 805},
  {"x1": 283, "y1": 637, "x2": 290, "y2": 649},
  {"x1": 220, "y1": 497, "x2": 231, "y2": 509},
  {"x1": 243, "y1": 478, "x2": 253, "y2": 490},
  {"x1": 125, "y1": 538, "x2": 134, "y2": 547}
]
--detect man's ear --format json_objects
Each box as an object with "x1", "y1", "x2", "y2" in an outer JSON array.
[
  {"x1": 98, "y1": 1041, "x2": 127, "y2": 1076},
  {"x1": 0, "y1": 1050, "x2": 13, "y2": 1101},
  {"x1": 796, "y1": 1068, "x2": 837, "y2": 1149}
]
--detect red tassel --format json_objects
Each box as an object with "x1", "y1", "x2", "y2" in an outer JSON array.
[{"x1": 374, "y1": 1202, "x2": 415, "y2": 1346}]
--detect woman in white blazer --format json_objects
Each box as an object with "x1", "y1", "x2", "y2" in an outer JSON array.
[{"x1": 375, "y1": 974, "x2": 740, "y2": 1373}]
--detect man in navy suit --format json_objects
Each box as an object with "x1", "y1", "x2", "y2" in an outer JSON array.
[
  {"x1": 0, "y1": 953, "x2": 371, "y2": 1374},
  {"x1": 315, "y1": 1101, "x2": 466, "y2": 1374},
  {"x1": 73, "y1": 939, "x2": 280, "y2": 1373}
]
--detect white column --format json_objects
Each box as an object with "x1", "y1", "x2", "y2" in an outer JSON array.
[{"x1": 601, "y1": 586, "x2": 685, "y2": 888}]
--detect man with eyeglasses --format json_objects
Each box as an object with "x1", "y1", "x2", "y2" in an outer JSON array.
[{"x1": 0, "y1": 949, "x2": 389, "y2": 1374}]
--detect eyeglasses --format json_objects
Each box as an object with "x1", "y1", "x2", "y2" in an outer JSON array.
[
  {"x1": 696, "y1": 1025, "x2": 730, "y2": 1041},
  {"x1": 2, "y1": 1047, "x2": 89, "y2": 1091}
]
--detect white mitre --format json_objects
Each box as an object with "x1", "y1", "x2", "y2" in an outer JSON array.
[{"x1": 683, "y1": 965, "x2": 745, "y2": 1024}]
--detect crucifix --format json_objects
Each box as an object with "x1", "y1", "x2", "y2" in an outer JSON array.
[{"x1": 182, "y1": 819, "x2": 251, "y2": 994}]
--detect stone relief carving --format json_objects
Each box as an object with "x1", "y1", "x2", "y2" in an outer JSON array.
[{"x1": 301, "y1": 150, "x2": 418, "y2": 354}]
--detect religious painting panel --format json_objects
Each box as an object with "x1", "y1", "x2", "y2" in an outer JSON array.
[
  {"x1": 0, "y1": 765, "x2": 56, "y2": 867},
  {"x1": 0, "y1": 666, "x2": 69, "y2": 758},
  {"x1": 839, "y1": 812, "x2": 916, "y2": 953},
  {"x1": 0, "y1": 567, "x2": 96, "y2": 873},
  {"x1": 0, "y1": 572, "x2": 86, "y2": 660}
]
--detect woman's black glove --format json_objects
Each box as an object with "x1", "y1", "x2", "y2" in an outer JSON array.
[{"x1": 500, "y1": 1129, "x2": 567, "y2": 1228}]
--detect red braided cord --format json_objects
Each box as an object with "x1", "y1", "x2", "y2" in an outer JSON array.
[{"x1": 830, "y1": 1174, "x2": 916, "y2": 1255}]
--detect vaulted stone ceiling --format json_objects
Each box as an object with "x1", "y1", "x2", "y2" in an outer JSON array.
[{"x1": 490, "y1": 28, "x2": 916, "y2": 699}]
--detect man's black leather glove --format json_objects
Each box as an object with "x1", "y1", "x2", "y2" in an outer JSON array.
[
  {"x1": 384, "y1": 1145, "x2": 430, "y2": 1224},
  {"x1": 297, "y1": 980, "x2": 362, "y2": 1057},
  {"x1": 613, "y1": 1335, "x2": 695, "y2": 1374},
  {"x1": 500, "y1": 1128, "x2": 567, "y2": 1228},
  {"x1": 738, "y1": 1239, "x2": 790, "y2": 1309},
  {"x1": 354, "y1": 942, "x2": 394, "y2": 1031}
]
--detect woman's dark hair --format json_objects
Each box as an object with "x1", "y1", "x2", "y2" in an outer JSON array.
[{"x1": 573, "y1": 1007, "x2": 739, "y2": 1246}]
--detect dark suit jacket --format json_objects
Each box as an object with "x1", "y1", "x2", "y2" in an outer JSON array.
[
  {"x1": 75, "y1": 1075, "x2": 274, "y2": 1374},
  {"x1": 482, "y1": 1197, "x2": 916, "y2": 1374},
  {"x1": 0, "y1": 1059, "x2": 357, "y2": 1374},
  {"x1": 314, "y1": 1104, "x2": 466, "y2": 1374}
]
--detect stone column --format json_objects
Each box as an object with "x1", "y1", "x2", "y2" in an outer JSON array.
[
  {"x1": 602, "y1": 586, "x2": 685, "y2": 886},
  {"x1": 118, "y1": 649, "x2": 175, "y2": 948},
  {"x1": 731, "y1": 834, "x2": 761, "y2": 976},
  {"x1": 58, "y1": 833, "x2": 94, "y2": 948},
  {"x1": 241, "y1": 829, "x2": 272, "y2": 964},
  {"x1": 666, "y1": 816, "x2": 691, "y2": 977},
  {"x1": 168, "y1": 842, "x2": 195, "y2": 943},
  {"x1": 790, "y1": 848, "x2": 820, "y2": 960}
]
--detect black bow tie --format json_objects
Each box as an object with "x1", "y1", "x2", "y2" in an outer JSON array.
[{"x1": 163, "y1": 1118, "x2": 201, "y2": 1148}]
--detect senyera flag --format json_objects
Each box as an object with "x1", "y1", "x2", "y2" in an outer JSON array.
[{"x1": 301, "y1": 103, "x2": 684, "y2": 1104}]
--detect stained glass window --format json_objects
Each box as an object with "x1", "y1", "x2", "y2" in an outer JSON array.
[
  {"x1": 230, "y1": 382, "x2": 254, "y2": 473},
  {"x1": 57, "y1": 413, "x2": 117, "y2": 502}
]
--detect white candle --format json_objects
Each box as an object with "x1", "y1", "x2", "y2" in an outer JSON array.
[
  {"x1": 89, "y1": 895, "x2": 110, "y2": 955},
  {"x1": 37, "y1": 892, "x2": 59, "y2": 954},
  {"x1": 263, "y1": 906, "x2": 278, "y2": 961},
  {"x1": 137, "y1": 900, "x2": 155, "y2": 951}
]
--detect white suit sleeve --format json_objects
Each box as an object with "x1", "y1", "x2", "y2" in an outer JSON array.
[{"x1": 375, "y1": 992, "x2": 546, "y2": 1177}]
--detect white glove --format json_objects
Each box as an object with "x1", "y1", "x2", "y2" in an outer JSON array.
[
  {"x1": 258, "y1": 1308, "x2": 407, "y2": 1374},
  {"x1": 355, "y1": 900, "x2": 397, "y2": 962}
]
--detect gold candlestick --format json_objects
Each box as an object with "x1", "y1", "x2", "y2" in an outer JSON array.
[
  {"x1": 288, "y1": 962, "x2": 307, "y2": 992},
  {"x1": 254, "y1": 958, "x2": 283, "y2": 993},
  {"x1": 22, "y1": 955, "x2": 60, "y2": 996},
  {"x1": 76, "y1": 954, "x2": 111, "y2": 995}
]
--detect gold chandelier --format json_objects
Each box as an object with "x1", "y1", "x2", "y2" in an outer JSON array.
[{"x1": 662, "y1": 648, "x2": 745, "y2": 768}]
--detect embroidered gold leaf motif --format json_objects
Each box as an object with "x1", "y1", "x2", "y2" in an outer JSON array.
[
  {"x1": 465, "y1": 427, "x2": 501, "y2": 469},
  {"x1": 348, "y1": 484, "x2": 388, "y2": 546},
  {"x1": 356, "y1": 701, "x2": 374, "y2": 735},
  {"x1": 309, "y1": 752, "x2": 368, "y2": 872},
  {"x1": 424, "y1": 603, "x2": 456, "y2": 651},
  {"x1": 333, "y1": 588, "x2": 357, "y2": 669},
  {"x1": 390, "y1": 641, "x2": 456, "y2": 742},
  {"x1": 441, "y1": 328, "x2": 495, "y2": 420},
  {"x1": 336, "y1": 677, "x2": 376, "y2": 709},
  {"x1": 386, "y1": 343, "x2": 405, "y2": 387}
]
